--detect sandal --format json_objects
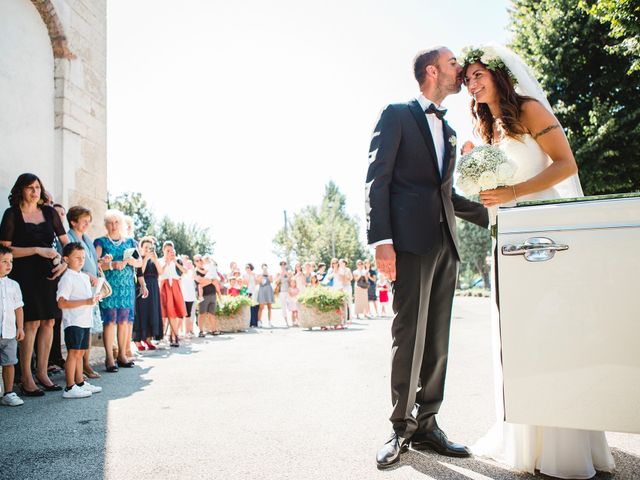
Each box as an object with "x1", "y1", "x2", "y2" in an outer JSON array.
[
  {"x1": 20, "y1": 385, "x2": 45, "y2": 397},
  {"x1": 105, "y1": 363, "x2": 119, "y2": 373},
  {"x1": 83, "y1": 369, "x2": 101, "y2": 379},
  {"x1": 36, "y1": 376, "x2": 63, "y2": 391},
  {"x1": 47, "y1": 364, "x2": 62, "y2": 374}
]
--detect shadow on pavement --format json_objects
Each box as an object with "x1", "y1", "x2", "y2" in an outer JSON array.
[
  {"x1": 387, "y1": 448, "x2": 637, "y2": 479},
  {"x1": 0, "y1": 343, "x2": 190, "y2": 479}
]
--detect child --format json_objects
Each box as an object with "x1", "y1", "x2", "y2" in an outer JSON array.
[
  {"x1": 57, "y1": 242, "x2": 102, "y2": 399},
  {"x1": 0, "y1": 245, "x2": 25, "y2": 406},
  {"x1": 286, "y1": 278, "x2": 299, "y2": 327},
  {"x1": 228, "y1": 277, "x2": 241, "y2": 297},
  {"x1": 378, "y1": 274, "x2": 390, "y2": 317}
]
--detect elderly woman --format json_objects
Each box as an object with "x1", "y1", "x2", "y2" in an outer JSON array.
[
  {"x1": 66, "y1": 205, "x2": 102, "y2": 379},
  {"x1": 94, "y1": 209, "x2": 141, "y2": 372},
  {"x1": 0, "y1": 173, "x2": 69, "y2": 396}
]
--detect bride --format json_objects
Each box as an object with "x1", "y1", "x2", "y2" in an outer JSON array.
[{"x1": 460, "y1": 44, "x2": 616, "y2": 479}]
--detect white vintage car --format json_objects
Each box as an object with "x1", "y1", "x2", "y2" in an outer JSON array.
[{"x1": 496, "y1": 193, "x2": 640, "y2": 434}]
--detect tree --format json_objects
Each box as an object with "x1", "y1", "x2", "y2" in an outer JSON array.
[
  {"x1": 580, "y1": 0, "x2": 640, "y2": 74},
  {"x1": 457, "y1": 216, "x2": 492, "y2": 288},
  {"x1": 108, "y1": 191, "x2": 215, "y2": 257},
  {"x1": 108, "y1": 192, "x2": 156, "y2": 237},
  {"x1": 509, "y1": 0, "x2": 640, "y2": 195},
  {"x1": 273, "y1": 182, "x2": 368, "y2": 266},
  {"x1": 156, "y1": 216, "x2": 215, "y2": 258}
]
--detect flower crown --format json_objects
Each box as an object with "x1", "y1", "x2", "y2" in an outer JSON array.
[{"x1": 460, "y1": 46, "x2": 518, "y2": 85}]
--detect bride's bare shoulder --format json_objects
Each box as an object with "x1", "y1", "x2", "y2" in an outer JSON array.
[{"x1": 519, "y1": 99, "x2": 557, "y2": 134}]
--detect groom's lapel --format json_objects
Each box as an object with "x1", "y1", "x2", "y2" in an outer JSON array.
[
  {"x1": 442, "y1": 121, "x2": 454, "y2": 178},
  {"x1": 408, "y1": 99, "x2": 441, "y2": 179}
]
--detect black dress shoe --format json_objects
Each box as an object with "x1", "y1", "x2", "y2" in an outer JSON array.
[
  {"x1": 376, "y1": 433, "x2": 410, "y2": 469},
  {"x1": 411, "y1": 427, "x2": 471, "y2": 457},
  {"x1": 117, "y1": 360, "x2": 135, "y2": 368}
]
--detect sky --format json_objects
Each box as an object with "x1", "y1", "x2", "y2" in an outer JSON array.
[{"x1": 106, "y1": 0, "x2": 510, "y2": 270}]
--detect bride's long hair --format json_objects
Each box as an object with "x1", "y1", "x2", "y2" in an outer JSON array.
[{"x1": 462, "y1": 62, "x2": 535, "y2": 145}]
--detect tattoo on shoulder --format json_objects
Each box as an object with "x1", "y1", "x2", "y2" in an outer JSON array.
[{"x1": 533, "y1": 124, "x2": 560, "y2": 139}]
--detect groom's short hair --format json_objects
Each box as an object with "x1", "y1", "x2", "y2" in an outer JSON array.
[{"x1": 414, "y1": 47, "x2": 445, "y2": 86}]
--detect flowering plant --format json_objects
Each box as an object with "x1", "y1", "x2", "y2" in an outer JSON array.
[
  {"x1": 456, "y1": 145, "x2": 516, "y2": 196},
  {"x1": 460, "y1": 45, "x2": 518, "y2": 85},
  {"x1": 216, "y1": 295, "x2": 253, "y2": 316},
  {"x1": 298, "y1": 287, "x2": 346, "y2": 313}
]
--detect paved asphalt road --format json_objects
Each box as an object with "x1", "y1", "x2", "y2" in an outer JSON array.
[{"x1": 1, "y1": 297, "x2": 638, "y2": 479}]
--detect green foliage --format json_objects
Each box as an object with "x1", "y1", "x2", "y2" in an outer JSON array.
[
  {"x1": 579, "y1": 0, "x2": 640, "y2": 74},
  {"x1": 509, "y1": 0, "x2": 640, "y2": 195},
  {"x1": 216, "y1": 295, "x2": 253, "y2": 316},
  {"x1": 273, "y1": 181, "x2": 368, "y2": 265},
  {"x1": 155, "y1": 216, "x2": 214, "y2": 258},
  {"x1": 108, "y1": 192, "x2": 155, "y2": 237},
  {"x1": 457, "y1": 202, "x2": 491, "y2": 288},
  {"x1": 108, "y1": 191, "x2": 215, "y2": 257},
  {"x1": 298, "y1": 286, "x2": 347, "y2": 313}
]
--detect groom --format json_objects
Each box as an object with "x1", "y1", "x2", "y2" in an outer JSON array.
[{"x1": 366, "y1": 46, "x2": 488, "y2": 468}]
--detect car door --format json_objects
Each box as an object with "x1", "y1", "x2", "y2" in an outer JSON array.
[{"x1": 496, "y1": 194, "x2": 640, "y2": 434}]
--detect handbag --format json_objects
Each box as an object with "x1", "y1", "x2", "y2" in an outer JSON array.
[
  {"x1": 97, "y1": 266, "x2": 113, "y2": 300},
  {"x1": 356, "y1": 275, "x2": 368, "y2": 289}
]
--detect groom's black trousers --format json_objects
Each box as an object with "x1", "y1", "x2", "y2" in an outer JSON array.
[{"x1": 390, "y1": 223, "x2": 458, "y2": 439}]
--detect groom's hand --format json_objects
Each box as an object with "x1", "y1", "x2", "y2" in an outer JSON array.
[{"x1": 376, "y1": 244, "x2": 396, "y2": 282}]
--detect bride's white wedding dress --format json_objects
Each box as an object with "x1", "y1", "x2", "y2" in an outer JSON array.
[{"x1": 472, "y1": 134, "x2": 616, "y2": 479}]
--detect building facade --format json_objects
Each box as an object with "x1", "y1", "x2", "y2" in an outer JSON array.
[{"x1": 0, "y1": 0, "x2": 106, "y2": 235}]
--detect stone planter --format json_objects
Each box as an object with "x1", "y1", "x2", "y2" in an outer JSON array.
[
  {"x1": 217, "y1": 305, "x2": 251, "y2": 332},
  {"x1": 298, "y1": 304, "x2": 343, "y2": 329}
]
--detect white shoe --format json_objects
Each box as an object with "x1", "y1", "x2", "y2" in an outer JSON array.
[
  {"x1": 1, "y1": 392, "x2": 24, "y2": 406},
  {"x1": 63, "y1": 384, "x2": 92, "y2": 399},
  {"x1": 81, "y1": 381, "x2": 102, "y2": 394}
]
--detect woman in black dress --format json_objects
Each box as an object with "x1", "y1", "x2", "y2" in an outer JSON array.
[
  {"x1": 134, "y1": 237, "x2": 164, "y2": 350},
  {"x1": 0, "y1": 174, "x2": 69, "y2": 396}
]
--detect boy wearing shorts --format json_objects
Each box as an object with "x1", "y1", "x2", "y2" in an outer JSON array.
[
  {"x1": 57, "y1": 242, "x2": 102, "y2": 399},
  {"x1": 0, "y1": 245, "x2": 25, "y2": 406}
]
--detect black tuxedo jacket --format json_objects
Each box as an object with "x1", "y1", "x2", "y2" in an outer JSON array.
[{"x1": 365, "y1": 99, "x2": 488, "y2": 258}]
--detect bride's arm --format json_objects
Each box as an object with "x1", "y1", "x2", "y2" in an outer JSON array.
[{"x1": 480, "y1": 101, "x2": 579, "y2": 207}]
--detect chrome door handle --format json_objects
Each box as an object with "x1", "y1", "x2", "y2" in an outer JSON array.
[{"x1": 501, "y1": 237, "x2": 569, "y2": 262}]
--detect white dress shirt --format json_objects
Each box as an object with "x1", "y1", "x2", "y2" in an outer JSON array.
[
  {"x1": 370, "y1": 95, "x2": 446, "y2": 248},
  {"x1": 56, "y1": 269, "x2": 93, "y2": 329},
  {"x1": 0, "y1": 276, "x2": 24, "y2": 339},
  {"x1": 417, "y1": 94, "x2": 446, "y2": 175}
]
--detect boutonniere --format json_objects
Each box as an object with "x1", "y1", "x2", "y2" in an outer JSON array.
[{"x1": 449, "y1": 135, "x2": 457, "y2": 147}]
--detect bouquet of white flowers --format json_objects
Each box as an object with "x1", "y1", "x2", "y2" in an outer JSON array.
[{"x1": 456, "y1": 144, "x2": 516, "y2": 196}]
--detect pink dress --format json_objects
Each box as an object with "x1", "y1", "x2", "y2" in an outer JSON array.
[{"x1": 286, "y1": 287, "x2": 299, "y2": 312}]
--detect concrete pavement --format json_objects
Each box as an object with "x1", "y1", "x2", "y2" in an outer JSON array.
[{"x1": 1, "y1": 297, "x2": 638, "y2": 479}]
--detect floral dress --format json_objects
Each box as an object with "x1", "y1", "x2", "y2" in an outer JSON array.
[{"x1": 94, "y1": 236, "x2": 137, "y2": 324}]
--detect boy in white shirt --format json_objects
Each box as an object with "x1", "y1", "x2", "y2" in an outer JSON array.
[
  {"x1": 0, "y1": 245, "x2": 25, "y2": 407},
  {"x1": 57, "y1": 242, "x2": 102, "y2": 399}
]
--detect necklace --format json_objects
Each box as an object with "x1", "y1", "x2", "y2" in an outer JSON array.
[{"x1": 107, "y1": 235, "x2": 123, "y2": 246}]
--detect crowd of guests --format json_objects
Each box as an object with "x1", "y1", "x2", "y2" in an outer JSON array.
[{"x1": 0, "y1": 172, "x2": 392, "y2": 407}]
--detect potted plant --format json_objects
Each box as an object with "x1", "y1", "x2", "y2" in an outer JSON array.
[
  {"x1": 215, "y1": 295, "x2": 253, "y2": 332},
  {"x1": 297, "y1": 287, "x2": 347, "y2": 329}
]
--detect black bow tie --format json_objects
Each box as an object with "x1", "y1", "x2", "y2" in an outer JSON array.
[{"x1": 425, "y1": 103, "x2": 447, "y2": 120}]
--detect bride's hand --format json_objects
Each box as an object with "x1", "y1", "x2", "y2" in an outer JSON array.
[
  {"x1": 480, "y1": 186, "x2": 517, "y2": 208},
  {"x1": 460, "y1": 140, "x2": 475, "y2": 156}
]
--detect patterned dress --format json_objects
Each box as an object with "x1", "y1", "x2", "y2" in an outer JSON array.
[{"x1": 94, "y1": 236, "x2": 137, "y2": 325}]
